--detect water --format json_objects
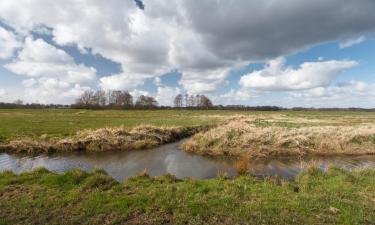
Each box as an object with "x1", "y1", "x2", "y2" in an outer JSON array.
[{"x1": 1, "y1": 141, "x2": 375, "y2": 182}]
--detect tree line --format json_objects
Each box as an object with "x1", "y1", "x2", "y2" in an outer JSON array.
[
  {"x1": 73, "y1": 90, "x2": 158, "y2": 109},
  {"x1": 72, "y1": 90, "x2": 214, "y2": 109},
  {"x1": 2, "y1": 90, "x2": 375, "y2": 111}
]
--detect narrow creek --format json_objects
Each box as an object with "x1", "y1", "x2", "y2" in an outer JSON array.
[{"x1": 1, "y1": 140, "x2": 375, "y2": 182}]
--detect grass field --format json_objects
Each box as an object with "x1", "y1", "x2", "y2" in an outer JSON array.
[
  {"x1": 0, "y1": 109, "x2": 227, "y2": 142},
  {"x1": 1, "y1": 167, "x2": 374, "y2": 225},
  {"x1": 1, "y1": 109, "x2": 375, "y2": 141},
  {"x1": 1, "y1": 109, "x2": 375, "y2": 155},
  {"x1": 1, "y1": 109, "x2": 375, "y2": 224}
]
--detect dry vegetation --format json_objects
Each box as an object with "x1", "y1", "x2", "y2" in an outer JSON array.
[
  {"x1": 182, "y1": 116, "x2": 375, "y2": 159},
  {"x1": 0, "y1": 125, "x2": 205, "y2": 154}
]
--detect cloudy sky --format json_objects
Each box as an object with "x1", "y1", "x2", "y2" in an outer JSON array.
[{"x1": 0, "y1": 0, "x2": 375, "y2": 107}]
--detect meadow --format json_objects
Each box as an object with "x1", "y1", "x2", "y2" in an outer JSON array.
[
  {"x1": 1, "y1": 109, "x2": 375, "y2": 224},
  {"x1": 0, "y1": 109, "x2": 226, "y2": 142},
  {"x1": 0, "y1": 167, "x2": 374, "y2": 224},
  {"x1": 1, "y1": 109, "x2": 375, "y2": 156},
  {"x1": 1, "y1": 108, "x2": 375, "y2": 141}
]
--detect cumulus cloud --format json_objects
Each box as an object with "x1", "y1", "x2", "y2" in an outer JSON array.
[
  {"x1": 5, "y1": 37, "x2": 96, "y2": 84},
  {"x1": 1, "y1": 0, "x2": 374, "y2": 96},
  {"x1": 21, "y1": 78, "x2": 90, "y2": 104},
  {"x1": 3, "y1": 37, "x2": 96, "y2": 104},
  {"x1": 155, "y1": 86, "x2": 180, "y2": 106},
  {"x1": 0, "y1": 27, "x2": 21, "y2": 59},
  {"x1": 289, "y1": 81, "x2": 375, "y2": 107},
  {"x1": 130, "y1": 89, "x2": 150, "y2": 100},
  {"x1": 99, "y1": 73, "x2": 146, "y2": 91},
  {"x1": 239, "y1": 57, "x2": 358, "y2": 91}
]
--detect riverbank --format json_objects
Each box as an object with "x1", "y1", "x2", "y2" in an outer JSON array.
[
  {"x1": 182, "y1": 116, "x2": 375, "y2": 158},
  {"x1": 0, "y1": 125, "x2": 206, "y2": 154},
  {"x1": 0, "y1": 167, "x2": 374, "y2": 224}
]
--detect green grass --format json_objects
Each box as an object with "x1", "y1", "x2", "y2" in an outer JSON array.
[
  {"x1": 0, "y1": 167, "x2": 374, "y2": 224},
  {"x1": 1, "y1": 109, "x2": 375, "y2": 143},
  {"x1": 0, "y1": 109, "x2": 233, "y2": 142}
]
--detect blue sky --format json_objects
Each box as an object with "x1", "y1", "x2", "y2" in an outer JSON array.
[{"x1": 1, "y1": 0, "x2": 375, "y2": 107}]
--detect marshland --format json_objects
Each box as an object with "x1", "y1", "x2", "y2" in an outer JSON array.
[{"x1": 1, "y1": 109, "x2": 375, "y2": 224}]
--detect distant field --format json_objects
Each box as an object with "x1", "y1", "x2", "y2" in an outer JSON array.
[
  {"x1": 0, "y1": 109, "x2": 224, "y2": 142},
  {"x1": 1, "y1": 108, "x2": 375, "y2": 143}
]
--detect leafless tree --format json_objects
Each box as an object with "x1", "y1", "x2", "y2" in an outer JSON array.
[
  {"x1": 184, "y1": 94, "x2": 189, "y2": 107},
  {"x1": 13, "y1": 99, "x2": 24, "y2": 105},
  {"x1": 94, "y1": 90, "x2": 106, "y2": 106},
  {"x1": 188, "y1": 94, "x2": 196, "y2": 107},
  {"x1": 197, "y1": 95, "x2": 213, "y2": 108},
  {"x1": 109, "y1": 91, "x2": 133, "y2": 108},
  {"x1": 135, "y1": 95, "x2": 158, "y2": 108},
  {"x1": 173, "y1": 94, "x2": 183, "y2": 108},
  {"x1": 75, "y1": 90, "x2": 95, "y2": 106}
]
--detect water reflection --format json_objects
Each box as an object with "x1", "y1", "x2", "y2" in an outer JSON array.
[{"x1": 1, "y1": 141, "x2": 375, "y2": 182}]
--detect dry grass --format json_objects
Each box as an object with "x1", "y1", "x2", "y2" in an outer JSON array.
[
  {"x1": 0, "y1": 125, "x2": 204, "y2": 154},
  {"x1": 181, "y1": 117, "x2": 375, "y2": 159}
]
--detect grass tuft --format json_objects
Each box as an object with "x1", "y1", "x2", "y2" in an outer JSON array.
[{"x1": 182, "y1": 117, "x2": 375, "y2": 158}]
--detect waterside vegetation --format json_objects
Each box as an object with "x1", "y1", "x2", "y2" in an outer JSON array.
[
  {"x1": 0, "y1": 167, "x2": 374, "y2": 224},
  {"x1": 182, "y1": 116, "x2": 375, "y2": 159}
]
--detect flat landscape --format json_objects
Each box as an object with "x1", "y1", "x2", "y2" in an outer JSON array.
[{"x1": 1, "y1": 109, "x2": 375, "y2": 224}]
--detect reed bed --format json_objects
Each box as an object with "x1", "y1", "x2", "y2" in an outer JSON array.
[{"x1": 181, "y1": 117, "x2": 375, "y2": 158}]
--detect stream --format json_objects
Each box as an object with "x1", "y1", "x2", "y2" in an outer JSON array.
[{"x1": 1, "y1": 140, "x2": 375, "y2": 181}]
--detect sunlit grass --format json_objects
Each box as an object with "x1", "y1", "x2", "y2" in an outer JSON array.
[{"x1": 0, "y1": 167, "x2": 374, "y2": 224}]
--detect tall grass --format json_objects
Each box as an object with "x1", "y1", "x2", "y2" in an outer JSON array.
[
  {"x1": 182, "y1": 117, "x2": 375, "y2": 158},
  {"x1": 0, "y1": 125, "x2": 206, "y2": 154}
]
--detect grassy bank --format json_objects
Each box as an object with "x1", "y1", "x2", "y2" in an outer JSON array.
[
  {"x1": 182, "y1": 116, "x2": 375, "y2": 158},
  {"x1": 0, "y1": 125, "x2": 208, "y2": 154},
  {"x1": 0, "y1": 167, "x2": 374, "y2": 224}
]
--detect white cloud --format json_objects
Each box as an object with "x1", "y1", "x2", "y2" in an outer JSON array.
[
  {"x1": 339, "y1": 36, "x2": 366, "y2": 48},
  {"x1": 1, "y1": 0, "x2": 374, "y2": 97},
  {"x1": 130, "y1": 89, "x2": 150, "y2": 100},
  {"x1": 21, "y1": 77, "x2": 90, "y2": 104},
  {"x1": 3, "y1": 37, "x2": 96, "y2": 104},
  {"x1": 99, "y1": 73, "x2": 145, "y2": 91},
  {"x1": 0, "y1": 27, "x2": 21, "y2": 59},
  {"x1": 179, "y1": 68, "x2": 232, "y2": 94},
  {"x1": 289, "y1": 81, "x2": 375, "y2": 107},
  {"x1": 219, "y1": 89, "x2": 259, "y2": 102},
  {"x1": 0, "y1": 89, "x2": 7, "y2": 96},
  {"x1": 153, "y1": 77, "x2": 162, "y2": 86},
  {"x1": 155, "y1": 86, "x2": 180, "y2": 106},
  {"x1": 239, "y1": 57, "x2": 358, "y2": 91},
  {"x1": 5, "y1": 37, "x2": 96, "y2": 84}
]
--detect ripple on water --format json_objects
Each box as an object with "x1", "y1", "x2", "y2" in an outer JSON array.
[{"x1": 1, "y1": 144, "x2": 375, "y2": 182}]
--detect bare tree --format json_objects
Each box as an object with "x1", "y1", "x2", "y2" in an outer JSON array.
[
  {"x1": 13, "y1": 99, "x2": 24, "y2": 105},
  {"x1": 75, "y1": 90, "x2": 95, "y2": 107},
  {"x1": 109, "y1": 91, "x2": 133, "y2": 108},
  {"x1": 188, "y1": 94, "x2": 196, "y2": 107},
  {"x1": 184, "y1": 94, "x2": 189, "y2": 107},
  {"x1": 197, "y1": 95, "x2": 213, "y2": 108},
  {"x1": 135, "y1": 95, "x2": 158, "y2": 108},
  {"x1": 173, "y1": 94, "x2": 183, "y2": 108},
  {"x1": 121, "y1": 91, "x2": 133, "y2": 108},
  {"x1": 94, "y1": 90, "x2": 106, "y2": 106}
]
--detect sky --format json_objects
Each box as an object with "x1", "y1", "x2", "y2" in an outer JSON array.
[{"x1": 0, "y1": 0, "x2": 375, "y2": 107}]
